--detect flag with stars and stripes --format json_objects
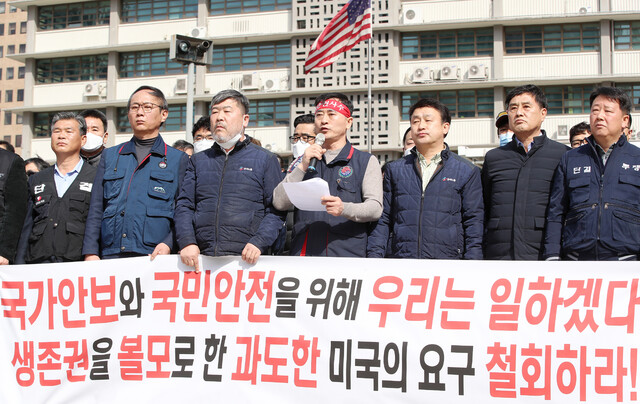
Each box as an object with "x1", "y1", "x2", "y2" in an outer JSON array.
[{"x1": 304, "y1": 0, "x2": 372, "y2": 74}]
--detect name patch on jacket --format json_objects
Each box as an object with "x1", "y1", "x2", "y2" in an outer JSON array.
[
  {"x1": 34, "y1": 184, "x2": 45, "y2": 194},
  {"x1": 621, "y1": 163, "x2": 640, "y2": 171},
  {"x1": 339, "y1": 166, "x2": 353, "y2": 178},
  {"x1": 79, "y1": 182, "x2": 93, "y2": 192},
  {"x1": 572, "y1": 166, "x2": 592, "y2": 175},
  {"x1": 239, "y1": 167, "x2": 253, "y2": 172},
  {"x1": 442, "y1": 177, "x2": 456, "y2": 182}
]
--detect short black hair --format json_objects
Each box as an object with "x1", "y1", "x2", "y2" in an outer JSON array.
[
  {"x1": 505, "y1": 84, "x2": 548, "y2": 110},
  {"x1": 314, "y1": 93, "x2": 354, "y2": 114},
  {"x1": 0, "y1": 140, "x2": 15, "y2": 153},
  {"x1": 589, "y1": 87, "x2": 632, "y2": 117},
  {"x1": 191, "y1": 116, "x2": 211, "y2": 138},
  {"x1": 79, "y1": 109, "x2": 107, "y2": 132},
  {"x1": 24, "y1": 157, "x2": 50, "y2": 172},
  {"x1": 569, "y1": 122, "x2": 590, "y2": 142},
  {"x1": 408, "y1": 98, "x2": 452, "y2": 124},
  {"x1": 51, "y1": 112, "x2": 87, "y2": 137},
  {"x1": 172, "y1": 140, "x2": 194, "y2": 152},
  {"x1": 294, "y1": 113, "x2": 315, "y2": 127},
  {"x1": 402, "y1": 127, "x2": 411, "y2": 144},
  {"x1": 128, "y1": 85, "x2": 168, "y2": 110},
  {"x1": 210, "y1": 89, "x2": 250, "y2": 115}
]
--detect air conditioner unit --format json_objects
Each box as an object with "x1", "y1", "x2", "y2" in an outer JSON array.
[
  {"x1": 263, "y1": 74, "x2": 290, "y2": 91},
  {"x1": 263, "y1": 79, "x2": 278, "y2": 92},
  {"x1": 409, "y1": 67, "x2": 433, "y2": 84},
  {"x1": 190, "y1": 26, "x2": 207, "y2": 38},
  {"x1": 241, "y1": 73, "x2": 260, "y2": 91},
  {"x1": 175, "y1": 77, "x2": 188, "y2": 95},
  {"x1": 438, "y1": 65, "x2": 460, "y2": 81},
  {"x1": 467, "y1": 64, "x2": 488, "y2": 80},
  {"x1": 83, "y1": 82, "x2": 105, "y2": 97},
  {"x1": 578, "y1": 6, "x2": 592, "y2": 14},
  {"x1": 401, "y1": 6, "x2": 422, "y2": 24}
]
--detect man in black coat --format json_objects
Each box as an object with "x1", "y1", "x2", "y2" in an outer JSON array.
[
  {"x1": 16, "y1": 112, "x2": 96, "y2": 264},
  {"x1": 0, "y1": 147, "x2": 28, "y2": 264},
  {"x1": 482, "y1": 85, "x2": 569, "y2": 260}
]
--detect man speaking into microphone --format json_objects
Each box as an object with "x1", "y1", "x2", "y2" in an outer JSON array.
[{"x1": 273, "y1": 92, "x2": 382, "y2": 257}]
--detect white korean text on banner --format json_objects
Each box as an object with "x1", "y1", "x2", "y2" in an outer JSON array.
[{"x1": 0, "y1": 256, "x2": 638, "y2": 403}]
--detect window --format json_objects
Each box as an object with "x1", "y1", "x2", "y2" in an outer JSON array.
[
  {"x1": 505, "y1": 23, "x2": 600, "y2": 54},
  {"x1": 209, "y1": 0, "x2": 291, "y2": 15},
  {"x1": 0, "y1": 3, "x2": 5, "y2": 13},
  {"x1": 17, "y1": 89, "x2": 23, "y2": 101},
  {"x1": 247, "y1": 99, "x2": 289, "y2": 127},
  {"x1": 15, "y1": 135, "x2": 21, "y2": 147},
  {"x1": 402, "y1": 28, "x2": 493, "y2": 60},
  {"x1": 6, "y1": 67, "x2": 13, "y2": 79},
  {"x1": 401, "y1": 90, "x2": 494, "y2": 119},
  {"x1": 7, "y1": 45, "x2": 14, "y2": 55},
  {"x1": 8, "y1": 22, "x2": 15, "y2": 34},
  {"x1": 5, "y1": 90, "x2": 12, "y2": 102},
  {"x1": 2, "y1": 136, "x2": 9, "y2": 142},
  {"x1": 16, "y1": 115, "x2": 22, "y2": 124},
  {"x1": 38, "y1": 1, "x2": 110, "y2": 31},
  {"x1": 0, "y1": 46, "x2": 3, "y2": 58},
  {"x1": 18, "y1": 66, "x2": 24, "y2": 78},
  {"x1": 116, "y1": 104, "x2": 188, "y2": 132},
  {"x1": 505, "y1": 85, "x2": 594, "y2": 115},
  {"x1": 209, "y1": 42, "x2": 290, "y2": 72},
  {"x1": 615, "y1": 83, "x2": 640, "y2": 112},
  {"x1": 121, "y1": 0, "x2": 197, "y2": 23},
  {"x1": 0, "y1": 24, "x2": 4, "y2": 35},
  {"x1": 19, "y1": 44, "x2": 25, "y2": 54},
  {"x1": 9, "y1": 5, "x2": 16, "y2": 12},
  {"x1": 614, "y1": 21, "x2": 640, "y2": 50},
  {"x1": 36, "y1": 54, "x2": 108, "y2": 83},
  {"x1": 20, "y1": 21, "x2": 26, "y2": 34},
  {"x1": 119, "y1": 49, "x2": 186, "y2": 77},
  {"x1": 4, "y1": 112, "x2": 11, "y2": 125}
]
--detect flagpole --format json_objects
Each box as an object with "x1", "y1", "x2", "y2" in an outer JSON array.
[{"x1": 367, "y1": 27, "x2": 372, "y2": 154}]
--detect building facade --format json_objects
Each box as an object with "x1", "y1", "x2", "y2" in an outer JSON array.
[
  {"x1": 10, "y1": 0, "x2": 640, "y2": 163},
  {"x1": 1, "y1": 1, "x2": 26, "y2": 152}
]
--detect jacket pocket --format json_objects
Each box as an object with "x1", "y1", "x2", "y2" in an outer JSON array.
[
  {"x1": 29, "y1": 220, "x2": 47, "y2": 242},
  {"x1": 103, "y1": 170, "x2": 125, "y2": 200},
  {"x1": 143, "y1": 207, "x2": 173, "y2": 246},
  {"x1": 568, "y1": 175, "x2": 590, "y2": 205},
  {"x1": 148, "y1": 170, "x2": 175, "y2": 203},
  {"x1": 613, "y1": 173, "x2": 640, "y2": 203}
]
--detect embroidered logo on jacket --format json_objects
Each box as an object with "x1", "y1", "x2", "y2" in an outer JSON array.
[
  {"x1": 622, "y1": 163, "x2": 630, "y2": 170},
  {"x1": 442, "y1": 177, "x2": 456, "y2": 182},
  {"x1": 79, "y1": 182, "x2": 93, "y2": 192},
  {"x1": 34, "y1": 184, "x2": 45, "y2": 194},
  {"x1": 153, "y1": 186, "x2": 166, "y2": 194},
  {"x1": 239, "y1": 167, "x2": 253, "y2": 172},
  {"x1": 339, "y1": 166, "x2": 353, "y2": 178}
]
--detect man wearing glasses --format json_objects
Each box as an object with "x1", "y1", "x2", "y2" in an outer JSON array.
[
  {"x1": 83, "y1": 86, "x2": 189, "y2": 260},
  {"x1": 287, "y1": 113, "x2": 316, "y2": 172},
  {"x1": 569, "y1": 122, "x2": 590, "y2": 149}
]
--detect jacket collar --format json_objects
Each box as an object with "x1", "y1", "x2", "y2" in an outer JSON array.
[
  {"x1": 326, "y1": 140, "x2": 355, "y2": 166},
  {"x1": 509, "y1": 130, "x2": 548, "y2": 154},
  {"x1": 120, "y1": 135, "x2": 167, "y2": 156},
  {"x1": 212, "y1": 134, "x2": 251, "y2": 155},
  {"x1": 409, "y1": 142, "x2": 450, "y2": 161}
]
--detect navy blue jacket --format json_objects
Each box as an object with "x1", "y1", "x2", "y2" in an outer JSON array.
[
  {"x1": 82, "y1": 136, "x2": 188, "y2": 257},
  {"x1": 544, "y1": 135, "x2": 640, "y2": 259},
  {"x1": 290, "y1": 141, "x2": 373, "y2": 257},
  {"x1": 482, "y1": 132, "x2": 569, "y2": 260},
  {"x1": 368, "y1": 146, "x2": 483, "y2": 259},
  {"x1": 174, "y1": 136, "x2": 284, "y2": 256}
]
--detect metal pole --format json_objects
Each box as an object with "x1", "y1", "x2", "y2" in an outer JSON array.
[
  {"x1": 367, "y1": 37, "x2": 372, "y2": 154},
  {"x1": 186, "y1": 62, "x2": 195, "y2": 139}
]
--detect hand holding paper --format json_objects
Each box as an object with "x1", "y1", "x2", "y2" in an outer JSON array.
[{"x1": 282, "y1": 178, "x2": 331, "y2": 211}]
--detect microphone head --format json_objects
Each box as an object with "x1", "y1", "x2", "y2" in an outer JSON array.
[{"x1": 315, "y1": 133, "x2": 325, "y2": 147}]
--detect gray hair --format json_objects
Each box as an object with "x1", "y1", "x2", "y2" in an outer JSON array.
[
  {"x1": 210, "y1": 89, "x2": 250, "y2": 115},
  {"x1": 51, "y1": 112, "x2": 87, "y2": 136}
]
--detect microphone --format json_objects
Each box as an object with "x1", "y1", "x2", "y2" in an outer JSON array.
[{"x1": 307, "y1": 133, "x2": 325, "y2": 173}]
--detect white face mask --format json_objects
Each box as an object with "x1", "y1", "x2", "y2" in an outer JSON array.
[
  {"x1": 82, "y1": 132, "x2": 105, "y2": 152},
  {"x1": 193, "y1": 139, "x2": 214, "y2": 154},
  {"x1": 292, "y1": 140, "x2": 310, "y2": 159},
  {"x1": 215, "y1": 133, "x2": 241, "y2": 150}
]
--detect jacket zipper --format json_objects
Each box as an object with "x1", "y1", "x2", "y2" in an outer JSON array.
[{"x1": 214, "y1": 153, "x2": 229, "y2": 256}]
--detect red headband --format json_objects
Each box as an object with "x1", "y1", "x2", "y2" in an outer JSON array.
[{"x1": 316, "y1": 99, "x2": 351, "y2": 118}]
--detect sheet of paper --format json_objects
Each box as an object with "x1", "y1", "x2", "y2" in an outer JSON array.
[{"x1": 282, "y1": 178, "x2": 331, "y2": 211}]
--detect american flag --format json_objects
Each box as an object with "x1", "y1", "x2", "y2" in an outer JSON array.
[{"x1": 304, "y1": 0, "x2": 372, "y2": 74}]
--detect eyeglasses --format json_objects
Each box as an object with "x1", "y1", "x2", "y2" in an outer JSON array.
[
  {"x1": 289, "y1": 134, "x2": 316, "y2": 144},
  {"x1": 570, "y1": 138, "x2": 589, "y2": 148},
  {"x1": 128, "y1": 102, "x2": 163, "y2": 114}
]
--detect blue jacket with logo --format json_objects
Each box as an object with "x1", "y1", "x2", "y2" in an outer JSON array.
[
  {"x1": 544, "y1": 134, "x2": 640, "y2": 259},
  {"x1": 174, "y1": 136, "x2": 285, "y2": 256},
  {"x1": 290, "y1": 141, "x2": 373, "y2": 257},
  {"x1": 368, "y1": 146, "x2": 484, "y2": 259},
  {"x1": 82, "y1": 135, "x2": 188, "y2": 257}
]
